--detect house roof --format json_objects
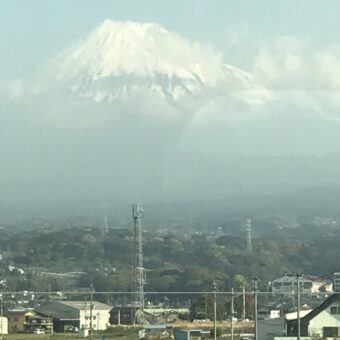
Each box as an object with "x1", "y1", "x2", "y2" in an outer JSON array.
[
  {"x1": 58, "y1": 301, "x2": 112, "y2": 311},
  {"x1": 5, "y1": 309, "x2": 34, "y2": 317},
  {"x1": 35, "y1": 303, "x2": 78, "y2": 320},
  {"x1": 285, "y1": 309, "x2": 312, "y2": 320},
  {"x1": 273, "y1": 276, "x2": 312, "y2": 284},
  {"x1": 35, "y1": 300, "x2": 111, "y2": 321}
]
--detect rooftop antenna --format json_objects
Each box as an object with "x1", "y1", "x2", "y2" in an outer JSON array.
[
  {"x1": 132, "y1": 202, "x2": 145, "y2": 324},
  {"x1": 245, "y1": 218, "x2": 252, "y2": 253}
]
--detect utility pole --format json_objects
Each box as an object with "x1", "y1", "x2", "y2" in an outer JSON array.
[
  {"x1": 89, "y1": 284, "x2": 94, "y2": 340},
  {"x1": 296, "y1": 274, "x2": 302, "y2": 340},
  {"x1": 231, "y1": 287, "x2": 234, "y2": 340},
  {"x1": 205, "y1": 293, "x2": 208, "y2": 319},
  {"x1": 285, "y1": 273, "x2": 302, "y2": 340},
  {"x1": 242, "y1": 285, "x2": 246, "y2": 320},
  {"x1": 253, "y1": 278, "x2": 258, "y2": 340},
  {"x1": 213, "y1": 282, "x2": 217, "y2": 340},
  {"x1": 0, "y1": 294, "x2": 3, "y2": 340},
  {"x1": 117, "y1": 309, "x2": 121, "y2": 326}
]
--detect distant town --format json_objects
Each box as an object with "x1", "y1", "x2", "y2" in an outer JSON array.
[{"x1": 0, "y1": 202, "x2": 339, "y2": 339}]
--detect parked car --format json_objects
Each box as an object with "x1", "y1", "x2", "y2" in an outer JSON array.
[{"x1": 33, "y1": 329, "x2": 45, "y2": 334}]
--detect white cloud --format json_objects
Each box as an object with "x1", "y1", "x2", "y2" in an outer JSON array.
[
  {"x1": 254, "y1": 35, "x2": 340, "y2": 92},
  {"x1": 251, "y1": 35, "x2": 340, "y2": 123},
  {"x1": 254, "y1": 36, "x2": 308, "y2": 89}
]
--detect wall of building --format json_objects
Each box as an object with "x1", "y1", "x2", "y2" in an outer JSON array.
[
  {"x1": 0, "y1": 317, "x2": 8, "y2": 334},
  {"x1": 7, "y1": 311, "x2": 34, "y2": 333},
  {"x1": 308, "y1": 303, "x2": 340, "y2": 337},
  {"x1": 79, "y1": 309, "x2": 110, "y2": 331}
]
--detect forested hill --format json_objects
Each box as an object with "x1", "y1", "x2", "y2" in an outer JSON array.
[{"x1": 0, "y1": 226, "x2": 339, "y2": 293}]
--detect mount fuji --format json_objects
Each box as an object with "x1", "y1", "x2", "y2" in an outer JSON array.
[
  {"x1": 29, "y1": 19, "x2": 271, "y2": 108},
  {"x1": 2, "y1": 19, "x2": 340, "y2": 212}
]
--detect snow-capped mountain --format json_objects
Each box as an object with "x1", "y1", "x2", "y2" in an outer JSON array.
[{"x1": 31, "y1": 20, "x2": 271, "y2": 106}]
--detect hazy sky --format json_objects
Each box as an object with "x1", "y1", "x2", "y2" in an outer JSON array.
[
  {"x1": 1, "y1": 0, "x2": 340, "y2": 79},
  {"x1": 2, "y1": 1, "x2": 340, "y2": 212}
]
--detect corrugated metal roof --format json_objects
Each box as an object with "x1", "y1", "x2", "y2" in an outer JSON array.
[{"x1": 35, "y1": 300, "x2": 112, "y2": 320}]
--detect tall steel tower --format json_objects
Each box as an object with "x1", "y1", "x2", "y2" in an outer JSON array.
[
  {"x1": 104, "y1": 214, "x2": 109, "y2": 234},
  {"x1": 245, "y1": 218, "x2": 252, "y2": 252},
  {"x1": 132, "y1": 203, "x2": 146, "y2": 323}
]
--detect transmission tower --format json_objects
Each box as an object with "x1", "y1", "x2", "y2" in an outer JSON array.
[
  {"x1": 245, "y1": 218, "x2": 252, "y2": 252},
  {"x1": 132, "y1": 203, "x2": 146, "y2": 323},
  {"x1": 104, "y1": 214, "x2": 109, "y2": 234}
]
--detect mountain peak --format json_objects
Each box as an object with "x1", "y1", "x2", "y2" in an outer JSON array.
[
  {"x1": 32, "y1": 20, "x2": 271, "y2": 105},
  {"x1": 96, "y1": 19, "x2": 163, "y2": 35}
]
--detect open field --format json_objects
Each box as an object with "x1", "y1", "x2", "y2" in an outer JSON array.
[
  {"x1": 0, "y1": 322, "x2": 253, "y2": 340},
  {"x1": 0, "y1": 329, "x2": 137, "y2": 340},
  {"x1": 0, "y1": 335, "x2": 116, "y2": 340}
]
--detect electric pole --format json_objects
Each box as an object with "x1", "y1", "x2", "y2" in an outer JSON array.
[
  {"x1": 89, "y1": 284, "x2": 94, "y2": 340},
  {"x1": 242, "y1": 285, "x2": 246, "y2": 320},
  {"x1": 285, "y1": 273, "x2": 303, "y2": 340},
  {"x1": 296, "y1": 274, "x2": 302, "y2": 340},
  {"x1": 253, "y1": 278, "x2": 258, "y2": 340},
  {"x1": 213, "y1": 281, "x2": 217, "y2": 340},
  {"x1": 0, "y1": 294, "x2": 3, "y2": 340},
  {"x1": 231, "y1": 287, "x2": 234, "y2": 340},
  {"x1": 205, "y1": 293, "x2": 208, "y2": 319}
]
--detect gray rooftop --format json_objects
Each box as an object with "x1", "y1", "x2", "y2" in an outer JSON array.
[
  {"x1": 35, "y1": 300, "x2": 112, "y2": 320},
  {"x1": 58, "y1": 300, "x2": 112, "y2": 311}
]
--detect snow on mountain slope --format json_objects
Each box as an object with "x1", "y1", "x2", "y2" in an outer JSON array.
[{"x1": 32, "y1": 20, "x2": 271, "y2": 106}]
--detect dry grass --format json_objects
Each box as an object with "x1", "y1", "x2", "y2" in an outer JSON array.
[
  {"x1": 0, "y1": 334, "x2": 115, "y2": 340},
  {"x1": 171, "y1": 320, "x2": 254, "y2": 330},
  {"x1": 2, "y1": 322, "x2": 254, "y2": 340}
]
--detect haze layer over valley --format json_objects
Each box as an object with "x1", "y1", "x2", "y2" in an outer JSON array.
[{"x1": 1, "y1": 19, "x2": 340, "y2": 221}]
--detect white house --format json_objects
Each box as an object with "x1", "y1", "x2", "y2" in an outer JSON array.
[{"x1": 275, "y1": 294, "x2": 340, "y2": 339}]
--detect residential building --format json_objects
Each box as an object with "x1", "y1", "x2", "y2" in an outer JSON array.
[
  {"x1": 24, "y1": 314, "x2": 53, "y2": 333},
  {"x1": 333, "y1": 272, "x2": 340, "y2": 292},
  {"x1": 6, "y1": 309, "x2": 34, "y2": 333},
  {"x1": 6, "y1": 309, "x2": 51, "y2": 333},
  {"x1": 35, "y1": 300, "x2": 111, "y2": 332},
  {"x1": 275, "y1": 294, "x2": 340, "y2": 338},
  {"x1": 272, "y1": 275, "x2": 332, "y2": 295}
]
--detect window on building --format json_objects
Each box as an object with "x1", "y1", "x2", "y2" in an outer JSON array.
[
  {"x1": 330, "y1": 306, "x2": 340, "y2": 314},
  {"x1": 93, "y1": 316, "x2": 96, "y2": 320},
  {"x1": 330, "y1": 306, "x2": 337, "y2": 314},
  {"x1": 324, "y1": 327, "x2": 338, "y2": 337},
  {"x1": 303, "y1": 282, "x2": 312, "y2": 289}
]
